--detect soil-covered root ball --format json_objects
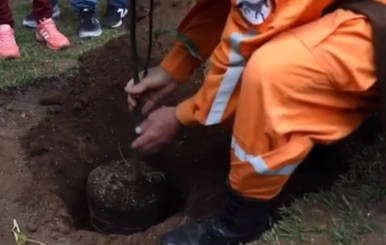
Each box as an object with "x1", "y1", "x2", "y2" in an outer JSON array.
[{"x1": 87, "y1": 160, "x2": 166, "y2": 235}]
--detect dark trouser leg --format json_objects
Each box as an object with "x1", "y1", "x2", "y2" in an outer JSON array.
[
  {"x1": 108, "y1": 0, "x2": 129, "y2": 8},
  {"x1": 0, "y1": 0, "x2": 14, "y2": 27},
  {"x1": 33, "y1": 0, "x2": 53, "y2": 22}
]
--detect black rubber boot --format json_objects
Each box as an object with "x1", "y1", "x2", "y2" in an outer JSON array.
[{"x1": 158, "y1": 181, "x2": 271, "y2": 245}]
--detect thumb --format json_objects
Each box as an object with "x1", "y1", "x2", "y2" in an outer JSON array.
[
  {"x1": 132, "y1": 118, "x2": 152, "y2": 148},
  {"x1": 125, "y1": 81, "x2": 147, "y2": 94}
]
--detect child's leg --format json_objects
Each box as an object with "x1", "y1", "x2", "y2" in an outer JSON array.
[
  {"x1": 32, "y1": 0, "x2": 53, "y2": 22},
  {"x1": 0, "y1": 0, "x2": 19, "y2": 59},
  {"x1": 230, "y1": 9, "x2": 376, "y2": 200},
  {"x1": 108, "y1": 0, "x2": 128, "y2": 8},
  {"x1": 72, "y1": 0, "x2": 102, "y2": 38},
  {"x1": 0, "y1": 0, "x2": 13, "y2": 27},
  {"x1": 22, "y1": 0, "x2": 59, "y2": 29},
  {"x1": 71, "y1": 0, "x2": 97, "y2": 11},
  {"x1": 33, "y1": 0, "x2": 69, "y2": 50}
]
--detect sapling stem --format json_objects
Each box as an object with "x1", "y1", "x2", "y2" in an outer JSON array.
[{"x1": 129, "y1": 0, "x2": 154, "y2": 182}]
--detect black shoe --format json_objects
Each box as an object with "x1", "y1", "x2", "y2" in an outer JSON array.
[
  {"x1": 78, "y1": 8, "x2": 102, "y2": 38},
  {"x1": 101, "y1": 6, "x2": 128, "y2": 28},
  {"x1": 23, "y1": 5, "x2": 60, "y2": 28},
  {"x1": 158, "y1": 182, "x2": 270, "y2": 245}
]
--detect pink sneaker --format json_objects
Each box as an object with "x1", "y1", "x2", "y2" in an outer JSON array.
[
  {"x1": 36, "y1": 18, "x2": 70, "y2": 50},
  {"x1": 0, "y1": 24, "x2": 20, "y2": 60}
]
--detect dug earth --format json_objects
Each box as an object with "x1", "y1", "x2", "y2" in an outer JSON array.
[
  {"x1": 19, "y1": 32, "x2": 233, "y2": 245},
  {"x1": 18, "y1": 36, "x2": 356, "y2": 244},
  {"x1": 0, "y1": 0, "x2": 378, "y2": 244}
]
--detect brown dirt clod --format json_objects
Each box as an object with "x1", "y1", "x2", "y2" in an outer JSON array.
[{"x1": 39, "y1": 90, "x2": 63, "y2": 106}]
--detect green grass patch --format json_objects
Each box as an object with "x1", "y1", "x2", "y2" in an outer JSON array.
[
  {"x1": 0, "y1": 0, "x2": 125, "y2": 90},
  {"x1": 248, "y1": 134, "x2": 386, "y2": 245}
]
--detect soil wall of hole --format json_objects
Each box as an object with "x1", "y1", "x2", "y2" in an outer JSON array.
[
  {"x1": 20, "y1": 34, "x2": 232, "y2": 229},
  {"x1": 19, "y1": 32, "x2": 381, "y2": 243}
]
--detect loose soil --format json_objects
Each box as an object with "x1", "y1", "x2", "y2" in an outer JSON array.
[
  {"x1": 87, "y1": 161, "x2": 168, "y2": 235},
  {"x1": 0, "y1": 1, "x2": 384, "y2": 245}
]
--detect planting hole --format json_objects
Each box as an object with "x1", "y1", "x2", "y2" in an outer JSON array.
[{"x1": 18, "y1": 34, "x2": 364, "y2": 243}]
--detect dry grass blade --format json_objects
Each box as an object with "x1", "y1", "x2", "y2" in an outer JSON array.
[{"x1": 12, "y1": 219, "x2": 46, "y2": 245}]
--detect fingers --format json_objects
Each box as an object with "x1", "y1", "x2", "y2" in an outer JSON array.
[
  {"x1": 125, "y1": 80, "x2": 144, "y2": 110},
  {"x1": 124, "y1": 79, "x2": 134, "y2": 93},
  {"x1": 124, "y1": 70, "x2": 147, "y2": 94},
  {"x1": 141, "y1": 86, "x2": 172, "y2": 114},
  {"x1": 132, "y1": 129, "x2": 157, "y2": 151},
  {"x1": 125, "y1": 67, "x2": 176, "y2": 113},
  {"x1": 127, "y1": 95, "x2": 137, "y2": 110},
  {"x1": 125, "y1": 73, "x2": 153, "y2": 111},
  {"x1": 132, "y1": 119, "x2": 152, "y2": 149},
  {"x1": 132, "y1": 115, "x2": 163, "y2": 152},
  {"x1": 131, "y1": 107, "x2": 178, "y2": 153},
  {"x1": 128, "y1": 93, "x2": 156, "y2": 113},
  {"x1": 141, "y1": 98, "x2": 157, "y2": 115},
  {"x1": 124, "y1": 79, "x2": 146, "y2": 95},
  {"x1": 127, "y1": 89, "x2": 159, "y2": 114},
  {"x1": 125, "y1": 80, "x2": 135, "y2": 110}
]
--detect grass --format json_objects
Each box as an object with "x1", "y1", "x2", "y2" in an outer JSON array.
[
  {"x1": 247, "y1": 132, "x2": 386, "y2": 245},
  {"x1": 0, "y1": 0, "x2": 125, "y2": 91}
]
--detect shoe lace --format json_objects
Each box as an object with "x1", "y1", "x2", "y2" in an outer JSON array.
[
  {"x1": 0, "y1": 29, "x2": 15, "y2": 45},
  {"x1": 41, "y1": 19, "x2": 59, "y2": 36}
]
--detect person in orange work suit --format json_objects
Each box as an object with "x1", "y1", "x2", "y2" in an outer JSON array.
[{"x1": 125, "y1": 0, "x2": 382, "y2": 244}]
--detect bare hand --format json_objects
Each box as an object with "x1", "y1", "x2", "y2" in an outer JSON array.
[
  {"x1": 132, "y1": 107, "x2": 181, "y2": 153},
  {"x1": 125, "y1": 66, "x2": 178, "y2": 114}
]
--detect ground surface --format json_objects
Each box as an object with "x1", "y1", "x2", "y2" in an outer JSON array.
[
  {"x1": 1, "y1": 0, "x2": 125, "y2": 90},
  {"x1": 1, "y1": 1, "x2": 386, "y2": 245}
]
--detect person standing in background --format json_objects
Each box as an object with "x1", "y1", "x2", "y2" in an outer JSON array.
[
  {"x1": 23, "y1": 1, "x2": 61, "y2": 29},
  {"x1": 0, "y1": 0, "x2": 69, "y2": 59},
  {"x1": 22, "y1": 0, "x2": 130, "y2": 39}
]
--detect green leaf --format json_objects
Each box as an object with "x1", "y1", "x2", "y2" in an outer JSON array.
[{"x1": 154, "y1": 30, "x2": 202, "y2": 60}]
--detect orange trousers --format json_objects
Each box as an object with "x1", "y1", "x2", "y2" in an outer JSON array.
[{"x1": 229, "y1": 10, "x2": 377, "y2": 200}]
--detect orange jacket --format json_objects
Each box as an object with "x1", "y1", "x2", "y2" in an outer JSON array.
[{"x1": 160, "y1": 0, "x2": 339, "y2": 126}]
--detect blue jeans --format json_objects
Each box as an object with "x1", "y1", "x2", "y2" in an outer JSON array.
[{"x1": 51, "y1": 0, "x2": 129, "y2": 11}]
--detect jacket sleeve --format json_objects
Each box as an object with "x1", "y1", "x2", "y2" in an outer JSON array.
[
  {"x1": 175, "y1": 26, "x2": 241, "y2": 127},
  {"x1": 160, "y1": 0, "x2": 231, "y2": 82}
]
